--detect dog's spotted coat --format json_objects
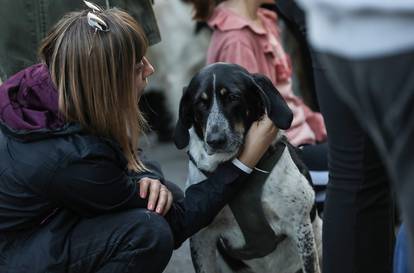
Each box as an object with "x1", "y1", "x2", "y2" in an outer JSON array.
[{"x1": 175, "y1": 63, "x2": 322, "y2": 273}]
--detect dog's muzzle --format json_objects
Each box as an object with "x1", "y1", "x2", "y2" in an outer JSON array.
[{"x1": 206, "y1": 132, "x2": 227, "y2": 152}]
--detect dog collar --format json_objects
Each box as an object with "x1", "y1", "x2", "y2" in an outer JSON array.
[{"x1": 187, "y1": 151, "x2": 214, "y2": 178}]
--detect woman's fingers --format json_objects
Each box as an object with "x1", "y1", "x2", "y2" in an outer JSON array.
[
  {"x1": 155, "y1": 185, "x2": 168, "y2": 214},
  {"x1": 147, "y1": 180, "x2": 161, "y2": 211},
  {"x1": 139, "y1": 178, "x2": 150, "y2": 198},
  {"x1": 163, "y1": 190, "x2": 174, "y2": 216},
  {"x1": 138, "y1": 178, "x2": 174, "y2": 215}
]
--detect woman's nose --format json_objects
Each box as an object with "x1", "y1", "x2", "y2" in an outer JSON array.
[{"x1": 143, "y1": 56, "x2": 155, "y2": 78}]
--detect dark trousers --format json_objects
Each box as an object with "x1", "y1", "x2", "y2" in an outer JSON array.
[
  {"x1": 0, "y1": 208, "x2": 174, "y2": 273},
  {"x1": 312, "y1": 52, "x2": 396, "y2": 273}
]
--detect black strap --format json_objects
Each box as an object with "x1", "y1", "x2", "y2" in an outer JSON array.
[
  {"x1": 222, "y1": 140, "x2": 287, "y2": 260},
  {"x1": 189, "y1": 137, "x2": 317, "y2": 260},
  {"x1": 187, "y1": 151, "x2": 214, "y2": 177}
]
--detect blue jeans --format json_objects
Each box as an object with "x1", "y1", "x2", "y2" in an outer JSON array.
[{"x1": 394, "y1": 224, "x2": 413, "y2": 273}]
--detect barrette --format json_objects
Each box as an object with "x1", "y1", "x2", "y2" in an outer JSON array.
[
  {"x1": 84, "y1": 0, "x2": 103, "y2": 12},
  {"x1": 84, "y1": 0, "x2": 109, "y2": 32}
]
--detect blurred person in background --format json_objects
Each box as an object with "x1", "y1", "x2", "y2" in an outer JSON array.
[
  {"x1": 295, "y1": 0, "x2": 414, "y2": 273},
  {"x1": 187, "y1": 0, "x2": 329, "y2": 212},
  {"x1": 0, "y1": 4, "x2": 280, "y2": 273},
  {"x1": 272, "y1": 1, "x2": 395, "y2": 273}
]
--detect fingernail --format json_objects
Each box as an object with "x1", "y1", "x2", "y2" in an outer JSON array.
[
  {"x1": 156, "y1": 208, "x2": 161, "y2": 214},
  {"x1": 148, "y1": 203, "x2": 153, "y2": 210}
]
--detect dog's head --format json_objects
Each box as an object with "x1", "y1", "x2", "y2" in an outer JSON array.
[{"x1": 174, "y1": 63, "x2": 293, "y2": 158}]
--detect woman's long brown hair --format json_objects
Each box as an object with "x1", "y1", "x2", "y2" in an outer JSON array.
[{"x1": 39, "y1": 8, "x2": 148, "y2": 172}]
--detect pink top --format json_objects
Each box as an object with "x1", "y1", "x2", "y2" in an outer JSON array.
[{"x1": 207, "y1": 5, "x2": 326, "y2": 146}]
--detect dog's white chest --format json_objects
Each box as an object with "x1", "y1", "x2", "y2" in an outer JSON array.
[
  {"x1": 187, "y1": 144, "x2": 320, "y2": 273},
  {"x1": 261, "y1": 149, "x2": 315, "y2": 228}
]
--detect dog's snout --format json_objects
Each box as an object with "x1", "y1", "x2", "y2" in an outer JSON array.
[{"x1": 206, "y1": 133, "x2": 227, "y2": 149}]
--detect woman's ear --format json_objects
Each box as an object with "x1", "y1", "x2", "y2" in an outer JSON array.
[
  {"x1": 251, "y1": 73, "x2": 293, "y2": 129},
  {"x1": 174, "y1": 87, "x2": 193, "y2": 149}
]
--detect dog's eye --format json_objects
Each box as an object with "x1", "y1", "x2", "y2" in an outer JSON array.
[
  {"x1": 227, "y1": 94, "x2": 240, "y2": 102},
  {"x1": 197, "y1": 99, "x2": 209, "y2": 109}
]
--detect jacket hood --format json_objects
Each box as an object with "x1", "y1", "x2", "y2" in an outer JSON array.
[
  {"x1": 0, "y1": 63, "x2": 65, "y2": 132},
  {"x1": 0, "y1": 64, "x2": 81, "y2": 141}
]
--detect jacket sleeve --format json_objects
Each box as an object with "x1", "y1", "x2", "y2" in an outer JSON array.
[
  {"x1": 48, "y1": 151, "x2": 150, "y2": 217},
  {"x1": 48, "y1": 144, "x2": 247, "y2": 247},
  {"x1": 164, "y1": 162, "x2": 248, "y2": 249}
]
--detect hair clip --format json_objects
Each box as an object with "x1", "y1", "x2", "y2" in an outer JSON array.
[
  {"x1": 87, "y1": 12, "x2": 109, "y2": 32},
  {"x1": 84, "y1": 0, "x2": 103, "y2": 12},
  {"x1": 83, "y1": 0, "x2": 109, "y2": 32}
]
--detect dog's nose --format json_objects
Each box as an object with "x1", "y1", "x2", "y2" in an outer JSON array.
[{"x1": 206, "y1": 134, "x2": 227, "y2": 149}]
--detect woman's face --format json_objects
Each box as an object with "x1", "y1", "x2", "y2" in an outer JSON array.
[{"x1": 135, "y1": 56, "x2": 155, "y2": 97}]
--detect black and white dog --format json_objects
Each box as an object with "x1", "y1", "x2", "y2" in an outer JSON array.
[{"x1": 174, "y1": 63, "x2": 322, "y2": 273}]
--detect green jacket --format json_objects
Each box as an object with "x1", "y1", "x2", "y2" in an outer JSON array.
[{"x1": 0, "y1": 0, "x2": 160, "y2": 79}]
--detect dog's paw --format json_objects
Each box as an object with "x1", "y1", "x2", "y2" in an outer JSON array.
[
  {"x1": 217, "y1": 233, "x2": 287, "y2": 261},
  {"x1": 217, "y1": 236, "x2": 254, "y2": 273},
  {"x1": 217, "y1": 236, "x2": 250, "y2": 260}
]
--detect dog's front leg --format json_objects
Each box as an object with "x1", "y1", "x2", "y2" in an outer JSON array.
[
  {"x1": 190, "y1": 229, "x2": 219, "y2": 273},
  {"x1": 295, "y1": 219, "x2": 321, "y2": 273}
]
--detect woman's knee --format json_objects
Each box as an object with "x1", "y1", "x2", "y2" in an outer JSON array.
[
  {"x1": 120, "y1": 209, "x2": 174, "y2": 248},
  {"x1": 88, "y1": 209, "x2": 174, "y2": 257},
  {"x1": 123, "y1": 210, "x2": 174, "y2": 272},
  {"x1": 143, "y1": 210, "x2": 174, "y2": 256}
]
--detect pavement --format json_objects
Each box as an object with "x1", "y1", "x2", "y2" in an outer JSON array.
[{"x1": 140, "y1": 134, "x2": 195, "y2": 273}]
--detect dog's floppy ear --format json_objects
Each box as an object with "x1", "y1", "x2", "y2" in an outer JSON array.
[
  {"x1": 251, "y1": 73, "x2": 293, "y2": 129},
  {"x1": 174, "y1": 87, "x2": 193, "y2": 149}
]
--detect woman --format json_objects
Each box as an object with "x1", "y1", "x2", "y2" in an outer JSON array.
[{"x1": 0, "y1": 5, "x2": 277, "y2": 273}]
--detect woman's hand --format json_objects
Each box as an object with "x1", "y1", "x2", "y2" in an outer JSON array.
[
  {"x1": 138, "y1": 178, "x2": 173, "y2": 216},
  {"x1": 238, "y1": 115, "x2": 278, "y2": 168}
]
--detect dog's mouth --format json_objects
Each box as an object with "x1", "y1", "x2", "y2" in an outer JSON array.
[
  {"x1": 203, "y1": 135, "x2": 243, "y2": 157},
  {"x1": 204, "y1": 145, "x2": 236, "y2": 156}
]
